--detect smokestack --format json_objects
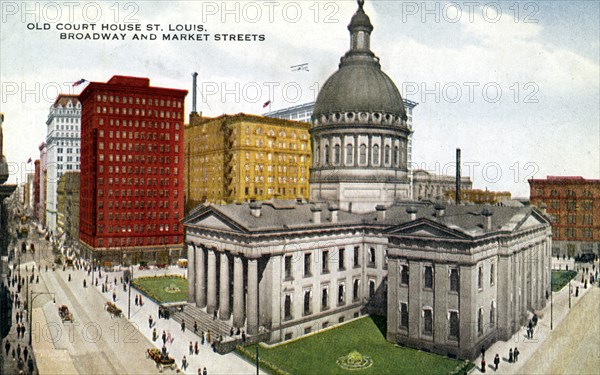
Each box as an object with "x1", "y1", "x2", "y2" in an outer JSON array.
[
  {"x1": 192, "y1": 72, "x2": 198, "y2": 114},
  {"x1": 311, "y1": 206, "x2": 322, "y2": 224},
  {"x1": 455, "y1": 148, "x2": 461, "y2": 204},
  {"x1": 482, "y1": 207, "x2": 493, "y2": 231},
  {"x1": 434, "y1": 202, "x2": 445, "y2": 217},
  {"x1": 329, "y1": 206, "x2": 339, "y2": 223},
  {"x1": 250, "y1": 202, "x2": 262, "y2": 218},
  {"x1": 376, "y1": 205, "x2": 386, "y2": 222},
  {"x1": 406, "y1": 206, "x2": 418, "y2": 221}
]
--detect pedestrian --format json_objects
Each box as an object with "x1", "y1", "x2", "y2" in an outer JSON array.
[
  {"x1": 135, "y1": 295, "x2": 138, "y2": 306},
  {"x1": 27, "y1": 357, "x2": 34, "y2": 374},
  {"x1": 152, "y1": 328, "x2": 157, "y2": 342},
  {"x1": 514, "y1": 347, "x2": 519, "y2": 362},
  {"x1": 181, "y1": 320, "x2": 186, "y2": 332},
  {"x1": 481, "y1": 345, "x2": 485, "y2": 360},
  {"x1": 207, "y1": 330, "x2": 212, "y2": 343},
  {"x1": 508, "y1": 348, "x2": 513, "y2": 363},
  {"x1": 481, "y1": 358, "x2": 486, "y2": 373},
  {"x1": 195, "y1": 341, "x2": 199, "y2": 355},
  {"x1": 189, "y1": 341, "x2": 193, "y2": 355},
  {"x1": 36, "y1": 275, "x2": 39, "y2": 284},
  {"x1": 201, "y1": 331, "x2": 205, "y2": 345},
  {"x1": 241, "y1": 330, "x2": 245, "y2": 344},
  {"x1": 194, "y1": 320, "x2": 198, "y2": 333},
  {"x1": 203, "y1": 367, "x2": 207, "y2": 375},
  {"x1": 5, "y1": 340, "x2": 10, "y2": 355},
  {"x1": 230, "y1": 327, "x2": 234, "y2": 336},
  {"x1": 576, "y1": 286, "x2": 579, "y2": 297},
  {"x1": 213, "y1": 310, "x2": 217, "y2": 320},
  {"x1": 149, "y1": 315, "x2": 153, "y2": 328},
  {"x1": 493, "y1": 354, "x2": 499, "y2": 371},
  {"x1": 139, "y1": 295, "x2": 143, "y2": 305},
  {"x1": 182, "y1": 355, "x2": 188, "y2": 371},
  {"x1": 23, "y1": 346, "x2": 28, "y2": 361},
  {"x1": 68, "y1": 274, "x2": 71, "y2": 282},
  {"x1": 16, "y1": 343, "x2": 21, "y2": 358},
  {"x1": 83, "y1": 279, "x2": 87, "y2": 288},
  {"x1": 112, "y1": 291, "x2": 116, "y2": 302},
  {"x1": 162, "y1": 330, "x2": 167, "y2": 345},
  {"x1": 167, "y1": 331, "x2": 172, "y2": 344},
  {"x1": 11, "y1": 347, "x2": 15, "y2": 359}
]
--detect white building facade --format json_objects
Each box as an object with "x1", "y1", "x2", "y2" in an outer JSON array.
[{"x1": 45, "y1": 95, "x2": 81, "y2": 233}]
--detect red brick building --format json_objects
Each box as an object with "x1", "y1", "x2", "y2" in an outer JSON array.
[
  {"x1": 529, "y1": 176, "x2": 600, "y2": 256},
  {"x1": 79, "y1": 76, "x2": 187, "y2": 264}
]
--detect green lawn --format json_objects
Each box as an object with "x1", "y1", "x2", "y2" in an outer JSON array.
[
  {"x1": 131, "y1": 275, "x2": 188, "y2": 303},
  {"x1": 551, "y1": 270, "x2": 577, "y2": 292},
  {"x1": 240, "y1": 316, "x2": 470, "y2": 375}
]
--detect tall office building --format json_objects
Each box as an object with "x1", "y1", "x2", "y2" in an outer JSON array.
[
  {"x1": 185, "y1": 113, "x2": 311, "y2": 211},
  {"x1": 45, "y1": 94, "x2": 81, "y2": 233},
  {"x1": 529, "y1": 176, "x2": 599, "y2": 256},
  {"x1": 78, "y1": 75, "x2": 187, "y2": 264}
]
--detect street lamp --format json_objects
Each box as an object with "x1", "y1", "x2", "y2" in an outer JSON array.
[{"x1": 28, "y1": 291, "x2": 55, "y2": 345}]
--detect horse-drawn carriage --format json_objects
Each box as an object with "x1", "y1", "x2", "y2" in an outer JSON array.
[
  {"x1": 105, "y1": 302, "x2": 122, "y2": 318},
  {"x1": 58, "y1": 305, "x2": 74, "y2": 322},
  {"x1": 146, "y1": 348, "x2": 177, "y2": 372}
]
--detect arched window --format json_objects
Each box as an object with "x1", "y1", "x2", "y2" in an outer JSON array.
[
  {"x1": 359, "y1": 144, "x2": 367, "y2": 164},
  {"x1": 324, "y1": 145, "x2": 330, "y2": 164},
  {"x1": 346, "y1": 144, "x2": 353, "y2": 165},
  {"x1": 393, "y1": 146, "x2": 399, "y2": 166},
  {"x1": 372, "y1": 144, "x2": 380, "y2": 165},
  {"x1": 334, "y1": 144, "x2": 340, "y2": 165},
  {"x1": 316, "y1": 146, "x2": 320, "y2": 164},
  {"x1": 384, "y1": 145, "x2": 391, "y2": 165}
]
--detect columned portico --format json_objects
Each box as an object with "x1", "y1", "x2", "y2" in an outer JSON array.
[
  {"x1": 233, "y1": 256, "x2": 245, "y2": 327},
  {"x1": 207, "y1": 249, "x2": 217, "y2": 314},
  {"x1": 219, "y1": 252, "x2": 231, "y2": 319}
]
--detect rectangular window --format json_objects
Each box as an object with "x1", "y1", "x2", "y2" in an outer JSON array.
[
  {"x1": 400, "y1": 265, "x2": 409, "y2": 286},
  {"x1": 450, "y1": 268, "x2": 459, "y2": 292},
  {"x1": 449, "y1": 311, "x2": 459, "y2": 339},
  {"x1": 322, "y1": 250, "x2": 329, "y2": 273},
  {"x1": 304, "y1": 253, "x2": 312, "y2": 277},
  {"x1": 353, "y1": 246, "x2": 360, "y2": 268},
  {"x1": 284, "y1": 294, "x2": 292, "y2": 320},
  {"x1": 490, "y1": 263, "x2": 495, "y2": 286},
  {"x1": 303, "y1": 289, "x2": 312, "y2": 316},
  {"x1": 338, "y1": 283, "x2": 345, "y2": 305},
  {"x1": 284, "y1": 255, "x2": 293, "y2": 280},
  {"x1": 338, "y1": 248, "x2": 345, "y2": 271},
  {"x1": 400, "y1": 302, "x2": 409, "y2": 329},
  {"x1": 423, "y1": 309, "x2": 433, "y2": 335},
  {"x1": 368, "y1": 248, "x2": 376, "y2": 268},
  {"x1": 478, "y1": 266, "x2": 484, "y2": 290},
  {"x1": 424, "y1": 266, "x2": 433, "y2": 289},
  {"x1": 321, "y1": 286, "x2": 329, "y2": 311}
]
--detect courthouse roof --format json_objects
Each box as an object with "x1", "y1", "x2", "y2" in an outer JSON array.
[{"x1": 184, "y1": 200, "x2": 549, "y2": 239}]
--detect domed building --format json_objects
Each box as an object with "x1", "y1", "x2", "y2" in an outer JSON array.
[{"x1": 310, "y1": 0, "x2": 411, "y2": 213}]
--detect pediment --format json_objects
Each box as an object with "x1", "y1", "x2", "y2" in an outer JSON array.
[
  {"x1": 514, "y1": 209, "x2": 548, "y2": 231},
  {"x1": 183, "y1": 206, "x2": 247, "y2": 233},
  {"x1": 385, "y1": 219, "x2": 468, "y2": 239}
]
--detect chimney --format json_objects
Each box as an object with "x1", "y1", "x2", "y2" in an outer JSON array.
[
  {"x1": 250, "y1": 202, "x2": 262, "y2": 218},
  {"x1": 455, "y1": 148, "x2": 461, "y2": 204},
  {"x1": 434, "y1": 202, "x2": 445, "y2": 217},
  {"x1": 406, "y1": 206, "x2": 418, "y2": 221},
  {"x1": 311, "y1": 206, "x2": 322, "y2": 224},
  {"x1": 329, "y1": 206, "x2": 339, "y2": 223},
  {"x1": 191, "y1": 72, "x2": 198, "y2": 114},
  {"x1": 376, "y1": 205, "x2": 386, "y2": 222},
  {"x1": 482, "y1": 207, "x2": 493, "y2": 230}
]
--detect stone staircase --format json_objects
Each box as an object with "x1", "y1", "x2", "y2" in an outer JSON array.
[{"x1": 171, "y1": 305, "x2": 234, "y2": 339}]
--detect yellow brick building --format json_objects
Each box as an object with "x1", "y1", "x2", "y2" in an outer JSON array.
[{"x1": 185, "y1": 113, "x2": 311, "y2": 212}]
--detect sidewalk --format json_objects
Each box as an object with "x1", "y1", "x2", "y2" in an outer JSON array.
[
  {"x1": 469, "y1": 267, "x2": 596, "y2": 374},
  {"x1": 91, "y1": 265, "x2": 264, "y2": 374}
]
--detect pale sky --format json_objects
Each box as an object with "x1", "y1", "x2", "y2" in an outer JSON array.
[{"x1": 1, "y1": 0, "x2": 599, "y2": 197}]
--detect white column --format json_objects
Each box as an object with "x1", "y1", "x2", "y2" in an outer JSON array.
[
  {"x1": 233, "y1": 256, "x2": 245, "y2": 327},
  {"x1": 207, "y1": 249, "x2": 217, "y2": 314},
  {"x1": 187, "y1": 243, "x2": 195, "y2": 303},
  {"x1": 195, "y1": 246, "x2": 206, "y2": 307},
  {"x1": 219, "y1": 252, "x2": 230, "y2": 320},
  {"x1": 247, "y1": 258, "x2": 259, "y2": 335}
]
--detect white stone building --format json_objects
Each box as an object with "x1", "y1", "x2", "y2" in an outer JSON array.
[{"x1": 45, "y1": 95, "x2": 81, "y2": 233}]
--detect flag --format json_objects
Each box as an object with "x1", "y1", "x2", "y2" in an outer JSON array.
[
  {"x1": 27, "y1": 157, "x2": 32, "y2": 163},
  {"x1": 263, "y1": 100, "x2": 271, "y2": 108},
  {"x1": 73, "y1": 78, "x2": 86, "y2": 87}
]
